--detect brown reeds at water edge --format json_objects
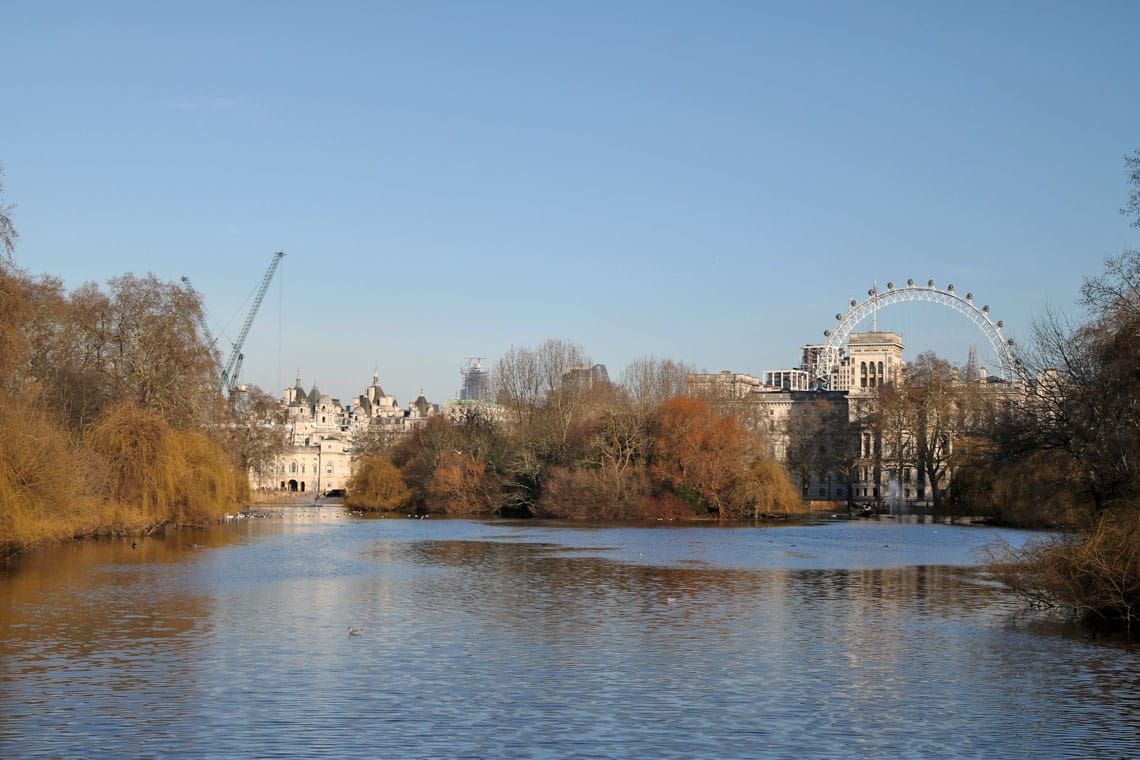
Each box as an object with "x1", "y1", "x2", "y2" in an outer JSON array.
[{"x1": 985, "y1": 508, "x2": 1140, "y2": 629}]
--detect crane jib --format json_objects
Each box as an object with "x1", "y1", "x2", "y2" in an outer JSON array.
[{"x1": 220, "y1": 251, "x2": 285, "y2": 392}]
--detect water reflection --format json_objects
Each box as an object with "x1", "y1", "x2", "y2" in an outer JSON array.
[{"x1": 2, "y1": 515, "x2": 1139, "y2": 759}]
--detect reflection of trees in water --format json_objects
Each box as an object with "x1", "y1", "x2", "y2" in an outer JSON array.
[
  {"x1": 394, "y1": 539, "x2": 774, "y2": 639},
  {"x1": 0, "y1": 530, "x2": 223, "y2": 691},
  {"x1": 389, "y1": 539, "x2": 1007, "y2": 658},
  {"x1": 790, "y1": 566, "x2": 997, "y2": 616},
  {"x1": 762, "y1": 566, "x2": 1020, "y2": 704}
]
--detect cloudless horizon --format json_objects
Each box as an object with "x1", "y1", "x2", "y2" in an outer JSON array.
[{"x1": 3, "y1": 2, "x2": 1138, "y2": 406}]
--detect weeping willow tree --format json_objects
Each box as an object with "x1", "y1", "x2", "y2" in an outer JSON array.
[
  {"x1": 172, "y1": 429, "x2": 241, "y2": 523},
  {"x1": 0, "y1": 395, "x2": 101, "y2": 554},
  {"x1": 88, "y1": 401, "x2": 239, "y2": 528},
  {"x1": 345, "y1": 456, "x2": 411, "y2": 512}
]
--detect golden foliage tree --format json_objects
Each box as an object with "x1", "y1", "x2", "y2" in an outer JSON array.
[
  {"x1": 733, "y1": 457, "x2": 807, "y2": 519},
  {"x1": 650, "y1": 396, "x2": 801, "y2": 519},
  {"x1": 88, "y1": 401, "x2": 237, "y2": 525},
  {"x1": 345, "y1": 456, "x2": 411, "y2": 511},
  {"x1": 171, "y1": 429, "x2": 241, "y2": 522},
  {"x1": 0, "y1": 395, "x2": 99, "y2": 553},
  {"x1": 425, "y1": 451, "x2": 500, "y2": 515}
]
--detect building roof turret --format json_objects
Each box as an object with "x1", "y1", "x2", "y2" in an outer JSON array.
[{"x1": 368, "y1": 368, "x2": 386, "y2": 397}]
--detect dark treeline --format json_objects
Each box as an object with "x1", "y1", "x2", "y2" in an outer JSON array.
[
  {"x1": 979, "y1": 151, "x2": 1140, "y2": 628},
  {"x1": 979, "y1": 245, "x2": 1140, "y2": 628},
  {"x1": 346, "y1": 347, "x2": 804, "y2": 521}
]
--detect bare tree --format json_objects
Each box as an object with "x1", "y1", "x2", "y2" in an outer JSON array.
[
  {"x1": 1122, "y1": 149, "x2": 1140, "y2": 228},
  {"x1": 784, "y1": 395, "x2": 853, "y2": 503},
  {"x1": 0, "y1": 164, "x2": 17, "y2": 259},
  {"x1": 1080, "y1": 248, "x2": 1140, "y2": 333},
  {"x1": 1002, "y1": 283, "x2": 1140, "y2": 513},
  {"x1": 783, "y1": 397, "x2": 832, "y2": 498},
  {"x1": 225, "y1": 385, "x2": 287, "y2": 485},
  {"x1": 619, "y1": 356, "x2": 694, "y2": 409},
  {"x1": 494, "y1": 338, "x2": 591, "y2": 444},
  {"x1": 494, "y1": 344, "x2": 543, "y2": 425},
  {"x1": 874, "y1": 353, "x2": 969, "y2": 513}
]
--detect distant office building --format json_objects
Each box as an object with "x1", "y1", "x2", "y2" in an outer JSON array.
[
  {"x1": 762, "y1": 369, "x2": 812, "y2": 391},
  {"x1": 562, "y1": 363, "x2": 611, "y2": 390}
]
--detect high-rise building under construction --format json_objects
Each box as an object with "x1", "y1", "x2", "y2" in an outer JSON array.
[{"x1": 460, "y1": 358, "x2": 493, "y2": 403}]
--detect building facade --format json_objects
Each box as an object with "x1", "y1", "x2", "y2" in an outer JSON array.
[
  {"x1": 252, "y1": 371, "x2": 440, "y2": 495},
  {"x1": 690, "y1": 331, "x2": 992, "y2": 509}
]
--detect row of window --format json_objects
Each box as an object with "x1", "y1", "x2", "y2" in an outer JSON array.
[
  {"x1": 859, "y1": 361, "x2": 886, "y2": 388},
  {"x1": 286, "y1": 461, "x2": 335, "y2": 474}
]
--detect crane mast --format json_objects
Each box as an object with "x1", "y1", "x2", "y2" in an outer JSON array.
[{"x1": 221, "y1": 251, "x2": 285, "y2": 392}]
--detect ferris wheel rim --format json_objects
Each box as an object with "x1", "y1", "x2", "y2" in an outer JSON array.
[{"x1": 814, "y1": 280, "x2": 1018, "y2": 388}]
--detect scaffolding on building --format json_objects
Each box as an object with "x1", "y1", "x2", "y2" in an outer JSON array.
[{"x1": 460, "y1": 358, "x2": 493, "y2": 403}]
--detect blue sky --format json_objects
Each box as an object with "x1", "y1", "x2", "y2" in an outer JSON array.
[{"x1": 3, "y1": 1, "x2": 1138, "y2": 405}]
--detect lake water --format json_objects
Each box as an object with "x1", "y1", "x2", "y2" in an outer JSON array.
[{"x1": 2, "y1": 508, "x2": 1138, "y2": 759}]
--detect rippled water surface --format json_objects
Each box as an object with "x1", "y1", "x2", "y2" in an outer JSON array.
[{"x1": 2, "y1": 510, "x2": 1139, "y2": 759}]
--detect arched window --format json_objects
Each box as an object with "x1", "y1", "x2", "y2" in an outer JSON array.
[
  {"x1": 290, "y1": 461, "x2": 298, "y2": 474},
  {"x1": 860, "y1": 361, "x2": 868, "y2": 388}
]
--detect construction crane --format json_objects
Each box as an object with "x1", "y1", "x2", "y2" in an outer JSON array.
[
  {"x1": 179, "y1": 275, "x2": 218, "y2": 354},
  {"x1": 220, "y1": 251, "x2": 285, "y2": 392}
]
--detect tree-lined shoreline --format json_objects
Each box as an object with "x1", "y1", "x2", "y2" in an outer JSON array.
[{"x1": 3, "y1": 154, "x2": 1140, "y2": 629}]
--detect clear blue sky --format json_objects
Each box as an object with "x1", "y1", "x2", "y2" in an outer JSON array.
[{"x1": 3, "y1": 1, "x2": 1138, "y2": 405}]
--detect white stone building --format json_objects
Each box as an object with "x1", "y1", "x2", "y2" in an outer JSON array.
[
  {"x1": 690, "y1": 331, "x2": 965, "y2": 507},
  {"x1": 252, "y1": 371, "x2": 440, "y2": 495}
]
